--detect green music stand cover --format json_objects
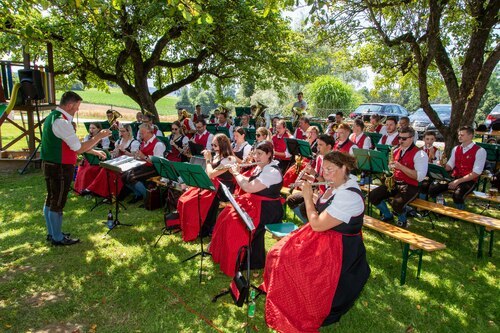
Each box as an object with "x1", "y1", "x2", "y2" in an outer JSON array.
[
  {"x1": 206, "y1": 123, "x2": 217, "y2": 134},
  {"x1": 235, "y1": 107, "x2": 251, "y2": 117},
  {"x1": 365, "y1": 132, "x2": 382, "y2": 146},
  {"x1": 82, "y1": 150, "x2": 111, "y2": 165},
  {"x1": 285, "y1": 121, "x2": 294, "y2": 134},
  {"x1": 244, "y1": 128, "x2": 256, "y2": 141},
  {"x1": 158, "y1": 122, "x2": 172, "y2": 133},
  {"x1": 353, "y1": 148, "x2": 389, "y2": 174},
  {"x1": 215, "y1": 126, "x2": 230, "y2": 138},
  {"x1": 427, "y1": 163, "x2": 452, "y2": 182},
  {"x1": 285, "y1": 138, "x2": 313, "y2": 159},
  {"x1": 151, "y1": 156, "x2": 180, "y2": 182},
  {"x1": 170, "y1": 161, "x2": 216, "y2": 191},
  {"x1": 375, "y1": 143, "x2": 392, "y2": 156},
  {"x1": 477, "y1": 142, "x2": 499, "y2": 162},
  {"x1": 310, "y1": 122, "x2": 324, "y2": 133}
]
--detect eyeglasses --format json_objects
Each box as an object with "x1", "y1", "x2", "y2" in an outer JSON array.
[
  {"x1": 171, "y1": 128, "x2": 179, "y2": 131},
  {"x1": 398, "y1": 136, "x2": 411, "y2": 141},
  {"x1": 256, "y1": 134, "x2": 261, "y2": 137},
  {"x1": 212, "y1": 143, "x2": 218, "y2": 147}
]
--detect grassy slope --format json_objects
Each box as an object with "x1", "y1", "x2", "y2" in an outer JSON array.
[
  {"x1": 55, "y1": 88, "x2": 178, "y2": 116},
  {"x1": 0, "y1": 171, "x2": 498, "y2": 332}
]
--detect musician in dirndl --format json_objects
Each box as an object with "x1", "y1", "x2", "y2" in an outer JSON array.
[
  {"x1": 166, "y1": 121, "x2": 189, "y2": 162},
  {"x1": 272, "y1": 119, "x2": 294, "y2": 173},
  {"x1": 210, "y1": 140, "x2": 284, "y2": 276},
  {"x1": 122, "y1": 123, "x2": 166, "y2": 204},
  {"x1": 232, "y1": 127, "x2": 252, "y2": 162},
  {"x1": 262, "y1": 151, "x2": 370, "y2": 332}
]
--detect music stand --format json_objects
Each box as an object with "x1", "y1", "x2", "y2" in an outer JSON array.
[
  {"x1": 353, "y1": 148, "x2": 390, "y2": 215},
  {"x1": 211, "y1": 183, "x2": 262, "y2": 332},
  {"x1": 284, "y1": 138, "x2": 313, "y2": 159},
  {"x1": 427, "y1": 164, "x2": 452, "y2": 182},
  {"x1": 83, "y1": 151, "x2": 117, "y2": 211},
  {"x1": 100, "y1": 156, "x2": 146, "y2": 234},
  {"x1": 151, "y1": 156, "x2": 183, "y2": 246},
  {"x1": 171, "y1": 161, "x2": 216, "y2": 283}
]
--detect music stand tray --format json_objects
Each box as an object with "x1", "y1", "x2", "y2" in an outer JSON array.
[
  {"x1": 171, "y1": 161, "x2": 215, "y2": 283},
  {"x1": 284, "y1": 138, "x2": 313, "y2": 159}
]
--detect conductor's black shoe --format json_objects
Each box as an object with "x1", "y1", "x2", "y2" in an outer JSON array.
[
  {"x1": 128, "y1": 195, "x2": 143, "y2": 204},
  {"x1": 51, "y1": 236, "x2": 80, "y2": 246},
  {"x1": 380, "y1": 215, "x2": 394, "y2": 223},
  {"x1": 46, "y1": 233, "x2": 71, "y2": 242},
  {"x1": 80, "y1": 189, "x2": 92, "y2": 196}
]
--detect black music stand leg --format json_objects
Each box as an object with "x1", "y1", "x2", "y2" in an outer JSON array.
[
  {"x1": 182, "y1": 189, "x2": 211, "y2": 283},
  {"x1": 106, "y1": 173, "x2": 131, "y2": 235}
]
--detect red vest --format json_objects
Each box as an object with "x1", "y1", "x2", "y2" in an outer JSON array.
[
  {"x1": 314, "y1": 155, "x2": 326, "y2": 193},
  {"x1": 140, "y1": 137, "x2": 159, "y2": 166},
  {"x1": 294, "y1": 128, "x2": 306, "y2": 140},
  {"x1": 193, "y1": 113, "x2": 202, "y2": 123},
  {"x1": 272, "y1": 133, "x2": 291, "y2": 160},
  {"x1": 216, "y1": 122, "x2": 231, "y2": 129},
  {"x1": 194, "y1": 131, "x2": 210, "y2": 148},
  {"x1": 351, "y1": 133, "x2": 368, "y2": 149},
  {"x1": 381, "y1": 133, "x2": 397, "y2": 146},
  {"x1": 375, "y1": 124, "x2": 383, "y2": 133},
  {"x1": 423, "y1": 146, "x2": 438, "y2": 162},
  {"x1": 393, "y1": 145, "x2": 420, "y2": 186},
  {"x1": 452, "y1": 144, "x2": 480, "y2": 179},
  {"x1": 61, "y1": 113, "x2": 78, "y2": 165},
  {"x1": 182, "y1": 118, "x2": 194, "y2": 138},
  {"x1": 334, "y1": 139, "x2": 354, "y2": 154}
]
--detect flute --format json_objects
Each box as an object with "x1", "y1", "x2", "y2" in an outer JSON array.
[
  {"x1": 289, "y1": 181, "x2": 333, "y2": 189},
  {"x1": 214, "y1": 161, "x2": 264, "y2": 171}
]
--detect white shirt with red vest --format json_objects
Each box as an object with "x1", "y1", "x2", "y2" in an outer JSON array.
[
  {"x1": 141, "y1": 135, "x2": 166, "y2": 165},
  {"x1": 378, "y1": 131, "x2": 398, "y2": 146},
  {"x1": 447, "y1": 142, "x2": 486, "y2": 179},
  {"x1": 422, "y1": 145, "x2": 442, "y2": 165},
  {"x1": 349, "y1": 132, "x2": 372, "y2": 150},
  {"x1": 393, "y1": 144, "x2": 428, "y2": 187},
  {"x1": 52, "y1": 107, "x2": 82, "y2": 152},
  {"x1": 193, "y1": 130, "x2": 214, "y2": 151},
  {"x1": 334, "y1": 139, "x2": 358, "y2": 155},
  {"x1": 272, "y1": 132, "x2": 293, "y2": 160},
  {"x1": 293, "y1": 127, "x2": 307, "y2": 140}
]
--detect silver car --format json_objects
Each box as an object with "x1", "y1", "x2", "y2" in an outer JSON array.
[
  {"x1": 409, "y1": 104, "x2": 451, "y2": 140},
  {"x1": 485, "y1": 104, "x2": 500, "y2": 128}
]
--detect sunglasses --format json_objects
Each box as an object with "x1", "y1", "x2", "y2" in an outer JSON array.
[
  {"x1": 171, "y1": 128, "x2": 179, "y2": 131},
  {"x1": 398, "y1": 136, "x2": 411, "y2": 141},
  {"x1": 256, "y1": 134, "x2": 261, "y2": 137}
]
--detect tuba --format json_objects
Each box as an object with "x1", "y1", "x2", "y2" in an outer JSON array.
[
  {"x1": 108, "y1": 109, "x2": 122, "y2": 130},
  {"x1": 254, "y1": 101, "x2": 268, "y2": 128}
]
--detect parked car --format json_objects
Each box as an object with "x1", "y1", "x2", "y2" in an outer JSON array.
[
  {"x1": 349, "y1": 103, "x2": 409, "y2": 122},
  {"x1": 485, "y1": 103, "x2": 500, "y2": 129},
  {"x1": 409, "y1": 104, "x2": 451, "y2": 140}
]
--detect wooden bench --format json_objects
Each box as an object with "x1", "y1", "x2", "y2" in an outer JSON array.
[
  {"x1": 408, "y1": 198, "x2": 500, "y2": 258},
  {"x1": 363, "y1": 216, "x2": 446, "y2": 285},
  {"x1": 360, "y1": 184, "x2": 500, "y2": 258}
]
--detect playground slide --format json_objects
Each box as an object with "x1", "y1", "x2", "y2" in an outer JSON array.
[{"x1": 0, "y1": 82, "x2": 21, "y2": 127}]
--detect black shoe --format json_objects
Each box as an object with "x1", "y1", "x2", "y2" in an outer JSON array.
[
  {"x1": 51, "y1": 236, "x2": 80, "y2": 246},
  {"x1": 128, "y1": 196, "x2": 143, "y2": 204},
  {"x1": 46, "y1": 233, "x2": 71, "y2": 242},
  {"x1": 80, "y1": 189, "x2": 93, "y2": 196},
  {"x1": 380, "y1": 215, "x2": 394, "y2": 223},
  {"x1": 407, "y1": 207, "x2": 418, "y2": 217},
  {"x1": 396, "y1": 221, "x2": 408, "y2": 228}
]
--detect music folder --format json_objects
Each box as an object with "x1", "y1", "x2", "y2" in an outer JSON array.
[
  {"x1": 100, "y1": 155, "x2": 146, "y2": 173},
  {"x1": 188, "y1": 141, "x2": 205, "y2": 156},
  {"x1": 219, "y1": 183, "x2": 255, "y2": 231}
]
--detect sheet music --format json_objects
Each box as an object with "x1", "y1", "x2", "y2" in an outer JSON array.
[
  {"x1": 219, "y1": 183, "x2": 255, "y2": 231},
  {"x1": 100, "y1": 156, "x2": 146, "y2": 173}
]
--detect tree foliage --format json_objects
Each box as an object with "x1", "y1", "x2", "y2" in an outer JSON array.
[
  {"x1": 0, "y1": 0, "x2": 305, "y2": 118},
  {"x1": 301, "y1": 0, "x2": 499, "y2": 153},
  {"x1": 304, "y1": 75, "x2": 358, "y2": 116}
]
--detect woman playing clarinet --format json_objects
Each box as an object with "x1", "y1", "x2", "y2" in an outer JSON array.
[
  {"x1": 166, "y1": 121, "x2": 189, "y2": 162},
  {"x1": 262, "y1": 151, "x2": 370, "y2": 332}
]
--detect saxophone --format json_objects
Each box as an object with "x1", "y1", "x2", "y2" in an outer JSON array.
[
  {"x1": 384, "y1": 146, "x2": 395, "y2": 191},
  {"x1": 439, "y1": 149, "x2": 447, "y2": 167},
  {"x1": 295, "y1": 155, "x2": 303, "y2": 175}
]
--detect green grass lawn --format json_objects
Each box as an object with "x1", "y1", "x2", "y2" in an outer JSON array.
[
  {"x1": 55, "y1": 87, "x2": 178, "y2": 116},
  {"x1": 0, "y1": 170, "x2": 498, "y2": 332}
]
